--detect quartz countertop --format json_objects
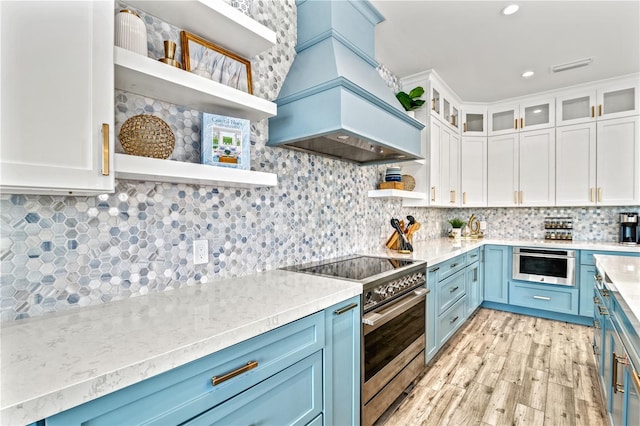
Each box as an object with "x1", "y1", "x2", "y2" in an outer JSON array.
[
  {"x1": 373, "y1": 238, "x2": 640, "y2": 265},
  {"x1": 594, "y1": 254, "x2": 640, "y2": 328},
  {"x1": 0, "y1": 270, "x2": 362, "y2": 425}
]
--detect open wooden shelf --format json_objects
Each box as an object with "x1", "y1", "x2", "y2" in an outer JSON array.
[{"x1": 367, "y1": 189, "x2": 426, "y2": 199}]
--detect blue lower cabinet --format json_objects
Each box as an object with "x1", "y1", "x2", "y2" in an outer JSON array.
[
  {"x1": 323, "y1": 296, "x2": 361, "y2": 426},
  {"x1": 437, "y1": 296, "x2": 466, "y2": 347},
  {"x1": 426, "y1": 265, "x2": 439, "y2": 362},
  {"x1": 466, "y1": 260, "x2": 482, "y2": 314},
  {"x1": 579, "y1": 264, "x2": 597, "y2": 317},
  {"x1": 44, "y1": 299, "x2": 361, "y2": 426},
  {"x1": 509, "y1": 281, "x2": 579, "y2": 315},
  {"x1": 483, "y1": 245, "x2": 509, "y2": 304},
  {"x1": 183, "y1": 352, "x2": 323, "y2": 426},
  {"x1": 438, "y1": 270, "x2": 466, "y2": 315}
]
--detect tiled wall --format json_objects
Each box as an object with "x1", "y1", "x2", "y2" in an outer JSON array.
[{"x1": 0, "y1": 2, "x2": 635, "y2": 322}]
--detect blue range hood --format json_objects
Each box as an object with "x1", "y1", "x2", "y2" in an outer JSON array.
[{"x1": 268, "y1": 0, "x2": 424, "y2": 165}]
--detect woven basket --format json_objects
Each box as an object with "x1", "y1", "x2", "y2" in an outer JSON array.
[
  {"x1": 119, "y1": 115, "x2": 175, "y2": 159},
  {"x1": 402, "y1": 174, "x2": 416, "y2": 191}
]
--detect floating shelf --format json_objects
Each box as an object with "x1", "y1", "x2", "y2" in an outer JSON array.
[
  {"x1": 125, "y1": 0, "x2": 276, "y2": 58},
  {"x1": 367, "y1": 189, "x2": 426, "y2": 199},
  {"x1": 114, "y1": 153, "x2": 278, "y2": 188},
  {"x1": 114, "y1": 47, "x2": 276, "y2": 121}
]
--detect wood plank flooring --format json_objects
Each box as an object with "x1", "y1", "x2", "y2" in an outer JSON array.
[{"x1": 377, "y1": 308, "x2": 607, "y2": 426}]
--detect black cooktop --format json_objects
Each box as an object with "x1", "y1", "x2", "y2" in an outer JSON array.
[{"x1": 289, "y1": 255, "x2": 415, "y2": 281}]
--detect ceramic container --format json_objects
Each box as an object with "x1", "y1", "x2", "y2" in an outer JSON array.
[{"x1": 115, "y1": 10, "x2": 148, "y2": 56}]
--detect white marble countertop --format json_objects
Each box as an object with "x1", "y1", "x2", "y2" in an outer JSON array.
[
  {"x1": 0, "y1": 270, "x2": 362, "y2": 425},
  {"x1": 373, "y1": 238, "x2": 640, "y2": 265},
  {"x1": 594, "y1": 254, "x2": 640, "y2": 327}
]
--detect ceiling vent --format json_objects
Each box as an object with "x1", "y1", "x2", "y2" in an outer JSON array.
[{"x1": 551, "y1": 57, "x2": 594, "y2": 73}]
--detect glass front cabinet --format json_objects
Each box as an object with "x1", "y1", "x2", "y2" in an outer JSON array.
[
  {"x1": 462, "y1": 105, "x2": 487, "y2": 136},
  {"x1": 488, "y1": 98, "x2": 555, "y2": 136}
]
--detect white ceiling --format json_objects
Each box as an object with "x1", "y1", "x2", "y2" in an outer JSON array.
[{"x1": 371, "y1": 1, "x2": 640, "y2": 102}]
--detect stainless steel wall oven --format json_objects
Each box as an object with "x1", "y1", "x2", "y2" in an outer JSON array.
[{"x1": 512, "y1": 247, "x2": 576, "y2": 286}]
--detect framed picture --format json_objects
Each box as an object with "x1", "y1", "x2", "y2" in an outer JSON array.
[
  {"x1": 180, "y1": 31, "x2": 252, "y2": 94},
  {"x1": 201, "y1": 113, "x2": 250, "y2": 170}
]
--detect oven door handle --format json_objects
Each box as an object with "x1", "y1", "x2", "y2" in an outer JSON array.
[
  {"x1": 363, "y1": 288, "x2": 428, "y2": 333},
  {"x1": 515, "y1": 253, "x2": 574, "y2": 260}
]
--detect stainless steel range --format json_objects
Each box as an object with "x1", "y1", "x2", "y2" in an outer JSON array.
[{"x1": 284, "y1": 255, "x2": 428, "y2": 425}]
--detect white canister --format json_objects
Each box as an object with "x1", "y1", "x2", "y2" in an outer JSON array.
[{"x1": 115, "y1": 10, "x2": 148, "y2": 56}]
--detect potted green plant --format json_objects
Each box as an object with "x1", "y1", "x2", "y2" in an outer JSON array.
[
  {"x1": 395, "y1": 86, "x2": 426, "y2": 117},
  {"x1": 448, "y1": 217, "x2": 465, "y2": 239}
]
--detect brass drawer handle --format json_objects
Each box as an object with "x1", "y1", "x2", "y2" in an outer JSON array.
[
  {"x1": 598, "y1": 306, "x2": 608, "y2": 316},
  {"x1": 102, "y1": 123, "x2": 110, "y2": 176},
  {"x1": 612, "y1": 353, "x2": 627, "y2": 394},
  {"x1": 450, "y1": 286, "x2": 459, "y2": 293},
  {"x1": 463, "y1": 122, "x2": 467, "y2": 132},
  {"x1": 593, "y1": 296, "x2": 600, "y2": 305},
  {"x1": 450, "y1": 315, "x2": 459, "y2": 324},
  {"x1": 599, "y1": 104, "x2": 603, "y2": 116},
  {"x1": 633, "y1": 369, "x2": 640, "y2": 392},
  {"x1": 212, "y1": 361, "x2": 258, "y2": 386},
  {"x1": 593, "y1": 319, "x2": 600, "y2": 329},
  {"x1": 520, "y1": 117, "x2": 524, "y2": 128},
  {"x1": 591, "y1": 105, "x2": 595, "y2": 118},
  {"x1": 334, "y1": 302, "x2": 358, "y2": 315}
]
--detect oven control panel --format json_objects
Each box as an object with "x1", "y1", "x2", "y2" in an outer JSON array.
[{"x1": 363, "y1": 271, "x2": 426, "y2": 311}]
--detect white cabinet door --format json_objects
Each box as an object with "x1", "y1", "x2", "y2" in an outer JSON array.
[
  {"x1": 0, "y1": 1, "x2": 114, "y2": 195},
  {"x1": 460, "y1": 137, "x2": 487, "y2": 207},
  {"x1": 556, "y1": 89, "x2": 597, "y2": 126},
  {"x1": 448, "y1": 130, "x2": 460, "y2": 206},
  {"x1": 488, "y1": 103, "x2": 518, "y2": 136},
  {"x1": 429, "y1": 119, "x2": 443, "y2": 204},
  {"x1": 487, "y1": 133, "x2": 518, "y2": 206},
  {"x1": 596, "y1": 116, "x2": 640, "y2": 206},
  {"x1": 596, "y1": 79, "x2": 640, "y2": 121},
  {"x1": 462, "y1": 105, "x2": 487, "y2": 136},
  {"x1": 518, "y1": 129, "x2": 555, "y2": 206},
  {"x1": 520, "y1": 98, "x2": 555, "y2": 132},
  {"x1": 556, "y1": 123, "x2": 597, "y2": 206}
]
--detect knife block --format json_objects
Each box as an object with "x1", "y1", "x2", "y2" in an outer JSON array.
[{"x1": 386, "y1": 222, "x2": 420, "y2": 251}]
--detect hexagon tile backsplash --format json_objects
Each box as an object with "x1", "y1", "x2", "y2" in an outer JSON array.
[{"x1": 0, "y1": 1, "x2": 635, "y2": 322}]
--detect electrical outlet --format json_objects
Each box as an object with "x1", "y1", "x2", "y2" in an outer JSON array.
[{"x1": 193, "y1": 240, "x2": 208, "y2": 265}]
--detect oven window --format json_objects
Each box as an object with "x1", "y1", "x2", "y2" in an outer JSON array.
[
  {"x1": 519, "y1": 256, "x2": 567, "y2": 278},
  {"x1": 364, "y1": 299, "x2": 425, "y2": 381}
]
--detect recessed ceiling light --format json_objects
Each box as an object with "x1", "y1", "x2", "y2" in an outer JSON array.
[
  {"x1": 522, "y1": 70, "x2": 534, "y2": 78},
  {"x1": 501, "y1": 4, "x2": 519, "y2": 15}
]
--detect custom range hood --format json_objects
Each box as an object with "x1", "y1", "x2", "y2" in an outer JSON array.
[{"x1": 268, "y1": 0, "x2": 424, "y2": 165}]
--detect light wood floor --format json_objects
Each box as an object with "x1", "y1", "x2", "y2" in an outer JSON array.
[{"x1": 377, "y1": 308, "x2": 607, "y2": 426}]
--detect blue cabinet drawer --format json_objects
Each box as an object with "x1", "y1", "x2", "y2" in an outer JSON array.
[
  {"x1": 47, "y1": 312, "x2": 324, "y2": 426},
  {"x1": 438, "y1": 269, "x2": 466, "y2": 315},
  {"x1": 465, "y1": 248, "x2": 481, "y2": 264},
  {"x1": 509, "y1": 282, "x2": 579, "y2": 315},
  {"x1": 438, "y1": 296, "x2": 467, "y2": 347},
  {"x1": 438, "y1": 254, "x2": 466, "y2": 281},
  {"x1": 581, "y1": 250, "x2": 640, "y2": 266},
  {"x1": 183, "y1": 352, "x2": 323, "y2": 426}
]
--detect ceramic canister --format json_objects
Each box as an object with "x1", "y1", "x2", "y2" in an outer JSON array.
[{"x1": 115, "y1": 10, "x2": 148, "y2": 56}]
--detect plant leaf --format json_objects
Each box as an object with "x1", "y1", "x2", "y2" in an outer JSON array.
[
  {"x1": 408, "y1": 86, "x2": 424, "y2": 99},
  {"x1": 396, "y1": 92, "x2": 412, "y2": 111}
]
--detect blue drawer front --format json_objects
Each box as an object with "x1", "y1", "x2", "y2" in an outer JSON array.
[
  {"x1": 438, "y1": 296, "x2": 467, "y2": 347},
  {"x1": 184, "y1": 352, "x2": 323, "y2": 426},
  {"x1": 438, "y1": 270, "x2": 466, "y2": 315},
  {"x1": 581, "y1": 250, "x2": 640, "y2": 266},
  {"x1": 47, "y1": 312, "x2": 324, "y2": 426},
  {"x1": 465, "y1": 248, "x2": 481, "y2": 264},
  {"x1": 510, "y1": 282, "x2": 579, "y2": 315},
  {"x1": 439, "y1": 254, "x2": 466, "y2": 281}
]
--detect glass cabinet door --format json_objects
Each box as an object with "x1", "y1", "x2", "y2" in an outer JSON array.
[
  {"x1": 443, "y1": 98, "x2": 451, "y2": 125},
  {"x1": 462, "y1": 106, "x2": 486, "y2": 136},
  {"x1": 556, "y1": 90, "x2": 596, "y2": 126},
  {"x1": 488, "y1": 104, "x2": 517, "y2": 135},
  {"x1": 431, "y1": 87, "x2": 441, "y2": 116},
  {"x1": 597, "y1": 80, "x2": 639, "y2": 120},
  {"x1": 451, "y1": 106, "x2": 459, "y2": 129},
  {"x1": 520, "y1": 98, "x2": 554, "y2": 131}
]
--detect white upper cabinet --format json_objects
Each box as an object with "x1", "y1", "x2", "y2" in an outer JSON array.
[
  {"x1": 487, "y1": 129, "x2": 555, "y2": 206},
  {"x1": 488, "y1": 98, "x2": 555, "y2": 136},
  {"x1": 460, "y1": 137, "x2": 487, "y2": 207},
  {"x1": 461, "y1": 105, "x2": 487, "y2": 136},
  {"x1": 429, "y1": 78, "x2": 461, "y2": 132},
  {"x1": 596, "y1": 116, "x2": 640, "y2": 206},
  {"x1": 556, "y1": 123, "x2": 597, "y2": 206},
  {"x1": 556, "y1": 77, "x2": 639, "y2": 126},
  {"x1": 0, "y1": 1, "x2": 115, "y2": 195}
]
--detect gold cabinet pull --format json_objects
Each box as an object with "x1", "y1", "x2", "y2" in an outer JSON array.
[
  {"x1": 102, "y1": 123, "x2": 110, "y2": 176},
  {"x1": 515, "y1": 118, "x2": 518, "y2": 129},
  {"x1": 597, "y1": 187, "x2": 603, "y2": 202},
  {"x1": 591, "y1": 105, "x2": 595, "y2": 118},
  {"x1": 514, "y1": 191, "x2": 518, "y2": 204},
  {"x1": 593, "y1": 319, "x2": 600, "y2": 329},
  {"x1": 463, "y1": 122, "x2": 467, "y2": 132},
  {"x1": 452, "y1": 190, "x2": 456, "y2": 203},
  {"x1": 432, "y1": 98, "x2": 436, "y2": 111},
  {"x1": 599, "y1": 104, "x2": 603, "y2": 116},
  {"x1": 612, "y1": 353, "x2": 627, "y2": 394},
  {"x1": 431, "y1": 186, "x2": 436, "y2": 202},
  {"x1": 519, "y1": 191, "x2": 523, "y2": 204},
  {"x1": 334, "y1": 302, "x2": 358, "y2": 315},
  {"x1": 212, "y1": 361, "x2": 258, "y2": 386},
  {"x1": 598, "y1": 306, "x2": 608, "y2": 316},
  {"x1": 633, "y1": 369, "x2": 640, "y2": 392},
  {"x1": 590, "y1": 187, "x2": 595, "y2": 203},
  {"x1": 463, "y1": 192, "x2": 467, "y2": 204},
  {"x1": 520, "y1": 118, "x2": 524, "y2": 129}
]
